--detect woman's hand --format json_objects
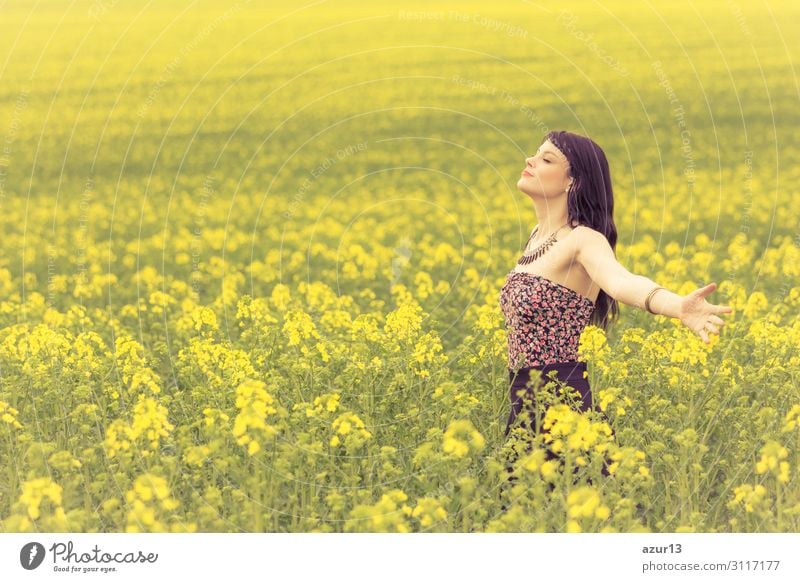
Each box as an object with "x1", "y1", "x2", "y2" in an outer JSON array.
[{"x1": 679, "y1": 282, "x2": 734, "y2": 344}]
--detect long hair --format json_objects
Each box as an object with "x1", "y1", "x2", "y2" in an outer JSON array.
[{"x1": 544, "y1": 130, "x2": 619, "y2": 330}]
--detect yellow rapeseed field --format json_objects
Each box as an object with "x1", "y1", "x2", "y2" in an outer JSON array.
[{"x1": 0, "y1": 0, "x2": 798, "y2": 532}]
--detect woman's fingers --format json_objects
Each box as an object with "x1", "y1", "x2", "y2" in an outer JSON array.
[
  {"x1": 697, "y1": 283, "x2": 717, "y2": 298},
  {"x1": 709, "y1": 315, "x2": 725, "y2": 326}
]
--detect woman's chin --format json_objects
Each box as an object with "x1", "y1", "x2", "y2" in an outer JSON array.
[{"x1": 516, "y1": 180, "x2": 534, "y2": 194}]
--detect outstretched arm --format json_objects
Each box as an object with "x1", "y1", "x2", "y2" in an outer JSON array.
[{"x1": 574, "y1": 227, "x2": 733, "y2": 343}]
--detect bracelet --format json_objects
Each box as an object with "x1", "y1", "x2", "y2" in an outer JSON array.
[{"x1": 644, "y1": 286, "x2": 665, "y2": 314}]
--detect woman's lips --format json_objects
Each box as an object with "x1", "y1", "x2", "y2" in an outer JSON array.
[{"x1": 521, "y1": 170, "x2": 533, "y2": 176}]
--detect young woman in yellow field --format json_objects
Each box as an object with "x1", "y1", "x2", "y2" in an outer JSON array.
[{"x1": 499, "y1": 129, "x2": 733, "y2": 495}]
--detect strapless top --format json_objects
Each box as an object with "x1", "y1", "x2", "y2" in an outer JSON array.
[{"x1": 499, "y1": 270, "x2": 595, "y2": 371}]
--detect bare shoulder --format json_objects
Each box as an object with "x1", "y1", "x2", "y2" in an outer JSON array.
[
  {"x1": 570, "y1": 226, "x2": 610, "y2": 261},
  {"x1": 570, "y1": 225, "x2": 605, "y2": 247}
]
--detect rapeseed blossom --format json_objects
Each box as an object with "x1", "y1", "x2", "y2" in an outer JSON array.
[
  {"x1": 232, "y1": 379, "x2": 280, "y2": 455},
  {"x1": 442, "y1": 419, "x2": 485, "y2": 458},
  {"x1": 578, "y1": 325, "x2": 611, "y2": 375},
  {"x1": 755, "y1": 440, "x2": 790, "y2": 483},
  {"x1": 20, "y1": 477, "x2": 65, "y2": 520},
  {"x1": 384, "y1": 303, "x2": 424, "y2": 343},
  {"x1": 410, "y1": 497, "x2": 448, "y2": 528},
  {"x1": 330, "y1": 411, "x2": 372, "y2": 450},
  {"x1": 345, "y1": 489, "x2": 413, "y2": 533},
  {"x1": 0, "y1": 5, "x2": 796, "y2": 535},
  {"x1": 283, "y1": 310, "x2": 321, "y2": 346},
  {"x1": 105, "y1": 396, "x2": 175, "y2": 458},
  {"x1": 728, "y1": 484, "x2": 769, "y2": 513},
  {"x1": 0, "y1": 401, "x2": 23, "y2": 429},
  {"x1": 124, "y1": 474, "x2": 195, "y2": 533},
  {"x1": 567, "y1": 486, "x2": 611, "y2": 524},
  {"x1": 781, "y1": 405, "x2": 800, "y2": 432}
]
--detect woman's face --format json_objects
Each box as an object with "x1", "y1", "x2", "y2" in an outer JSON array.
[{"x1": 517, "y1": 139, "x2": 573, "y2": 198}]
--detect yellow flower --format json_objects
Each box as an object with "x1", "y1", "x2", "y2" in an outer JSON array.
[
  {"x1": 755, "y1": 440, "x2": 789, "y2": 475},
  {"x1": 781, "y1": 405, "x2": 800, "y2": 433},
  {"x1": 330, "y1": 412, "x2": 372, "y2": 451},
  {"x1": 578, "y1": 325, "x2": 611, "y2": 374},
  {"x1": 114, "y1": 335, "x2": 162, "y2": 395},
  {"x1": 597, "y1": 388, "x2": 616, "y2": 413},
  {"x1": 283, "y1": 310, "x2": 321, "y2": 346},
  {"x1": 19, "y1": 477, "x2": 63, "y2": 520},
  {"x1": 442, "y1": 419, "x2": 485, "y2": 458},
  {"x1": 104, "y1": 395, "x2": 174, "y2": 458},
  {"x1": 414, "y1": 271, "x2": 434, "y2": 299},
  {"x1": 148, "y1": 290, "x2": 177, "y2": 314},
  {"x1": 183, "y1": 445, "x2": 211, "y2": 467},
  {"x1": 384, "y1": 303, "x2": 424, "y2": 343},
  {"x1": 728, "y1": 484, "x2": 769, "y2": 513},
  {"x1": 270, "y1": 284, "x2": 292, "y2": 312},
  {"x1": 519, "y1": 449, "x2": 547, "y2": 473},
  {"x1": 777, "y1": 462, "x2": 790, "y2": 484},
  {"x1": 316, "y1": 342, "x2": 331, "y2": 363},
  {"x1": 744, "y1": 291, "x2": 768, "y2": 319},
  {"x1": 298, "y1": 393, "x2": 341, "y2": 418},
  {"x1": 411, "y1": 331, "x2": 448, "y2": 377},
  {"x1": 191, "y1": 306, "x2": 218, "y2": 332},
  {"x1": 540, "y1": 460, "x2": 558, "y2": 480},
  {"x1": 124, "y1": 473, "x2": 184, "y2": 533},
  {"x1": 232, "y1": 379, "x2": 280, "y2": 455},
  {"x1": 48, "y1": 450, "x2": 82, "y2": 472},
  {"x1": 410, "y1": 497, "x2": 448, "y2": 528},
  {"x1": 345, "y1": 489, "x2": 412, "y2": 533},
  {"x1": 567, "y1": 486, "x2": 601, "y2": 519},
  {"x1": 0, "y1": 401, "x2": 24, "y2": 429}
]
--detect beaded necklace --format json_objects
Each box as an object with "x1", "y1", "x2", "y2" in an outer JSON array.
[{"x1": 516, "y1": 223, "x2": 569, "y2": 266}]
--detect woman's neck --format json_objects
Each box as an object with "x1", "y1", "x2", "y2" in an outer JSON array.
[{"x1": 531, "y1": 215, "x2": 570, "y2": 244}]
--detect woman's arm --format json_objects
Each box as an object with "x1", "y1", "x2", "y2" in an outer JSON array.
[
  {"x1": 573, "y1": 227, "x2": 676, "y2": 313},
  {"x1": 574, "y1": 227, "x2": 732, "y2": 343}
]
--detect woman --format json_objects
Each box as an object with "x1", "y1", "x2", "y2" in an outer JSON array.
[{"x1": 499, "y1": 130, "x2": 733, "y2": 494}]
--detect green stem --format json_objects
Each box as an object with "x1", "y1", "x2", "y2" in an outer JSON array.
[
  {"x1": 253, "y1": 458, "x2": 263, "y2": 532},
  {"x1": 6, "y1": 435, "x2": 16, "y2": 516},
  {"x1": 564, "y1": 446, "x2": 572, "y2": 504}
]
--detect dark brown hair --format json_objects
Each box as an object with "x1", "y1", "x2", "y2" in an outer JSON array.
[{"x1": 544, "y1": 130, "x2": 619, "y2": 330}]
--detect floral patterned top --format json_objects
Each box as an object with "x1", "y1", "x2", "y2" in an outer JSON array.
[{"x1": 499, "y1": 270, "x2": 595, "y2": 371}]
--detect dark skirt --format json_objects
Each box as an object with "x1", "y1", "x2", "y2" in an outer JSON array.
[
  {"x1": 503, "y1": 360, "x2": 613, "y2": 480},
  {"x1": 504, "y1": 360, "x2": 600, "y2": 437}
]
